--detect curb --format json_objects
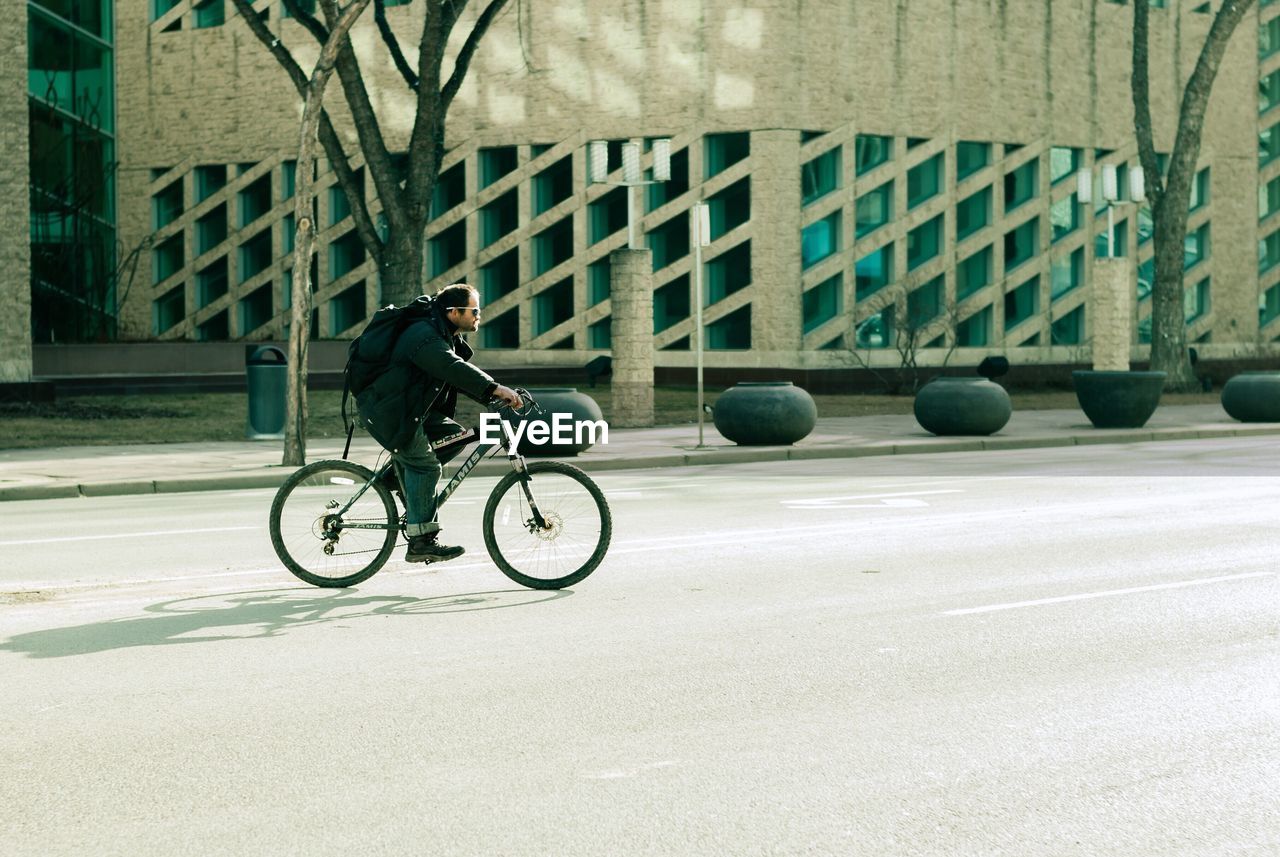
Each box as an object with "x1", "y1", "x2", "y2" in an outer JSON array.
[{"x1": 1, "y1": 424, "x2": 1278, "y2": 503}]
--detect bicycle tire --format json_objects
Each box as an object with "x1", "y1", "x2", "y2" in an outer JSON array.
[
  {"x1": 482, "y1": 461, "x2": 611, "y2": 590},
  {"x1": 269, "y1": 459, "x2": 399, "y2": 588}
]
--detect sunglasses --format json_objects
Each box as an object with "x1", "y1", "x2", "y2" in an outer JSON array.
[{"x1": 448, "y1": 306, "x2": 482, "y2": 317}]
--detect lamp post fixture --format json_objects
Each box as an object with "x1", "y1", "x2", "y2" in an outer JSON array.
[
  {"x1": 587, "y1": 138, "x2": 672, "y2": 249},
  {"x1": 1077, "y1": 163, "x2": 1146, "y2": 258}
]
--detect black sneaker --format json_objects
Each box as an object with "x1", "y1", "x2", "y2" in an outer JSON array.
[{"x1": 405, "y1": 535, "x2": 465, "y2": 564}]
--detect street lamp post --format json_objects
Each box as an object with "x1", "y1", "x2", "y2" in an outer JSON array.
[
  {"x1": 588, "y1": 138, "x2": 672, "y2": 249},
  {"x1": 1077, "y1": 164, "x2": 1146, "y2": 257},
  {"x1": 691, "y1": 201, "x2": 711, "y2": 447}
]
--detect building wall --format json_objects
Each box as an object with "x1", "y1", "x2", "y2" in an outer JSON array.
[
  {"x1": 1, "y1": 3, "x2": 32, "y2": 383},
  {"x1": 112, "y1": 0, "x2": 1268, "y2": 369}
]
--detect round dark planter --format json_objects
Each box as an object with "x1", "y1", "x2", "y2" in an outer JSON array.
[
  {"x1": 712, "y1": 382, "x2": 817, "y2": 446},
  {"x1": 1071, "y1": 370, "x2": 1166, "y2": 429},
  {"x1": 1221, "y1": 371, "x2": 1280, "y2": 422},
  {"x1": 912, "y1": 377, "x2": 1012, "y2": 436},
  {"x1": 502, "y1": 387, "x2": 605, "y2": 456}
]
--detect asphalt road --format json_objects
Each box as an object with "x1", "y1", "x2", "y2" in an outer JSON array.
[{"x1": 2, "y1": 438, "x2": 1278, "y2": 856}]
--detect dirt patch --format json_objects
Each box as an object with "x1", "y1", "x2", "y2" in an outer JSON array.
[{"x1": 0, "y1": 591, "x2": 54, "y2": 605}]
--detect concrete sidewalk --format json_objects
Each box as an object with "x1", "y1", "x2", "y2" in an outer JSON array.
[{"x1": 1, "y1": 403, "x2": 1278, "y2": 502}]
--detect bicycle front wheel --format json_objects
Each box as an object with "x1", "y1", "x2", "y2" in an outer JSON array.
[
  {"x1": 482, "y1": 461, "x2": 612, "y2": 590},
  {"x1": 269, "y1": 460, "x2": 399, "y2": 588}
]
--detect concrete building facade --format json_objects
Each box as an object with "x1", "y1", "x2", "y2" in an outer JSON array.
[{"x1": 18, "y1": 0, "x2": 1280, "y2": 375}]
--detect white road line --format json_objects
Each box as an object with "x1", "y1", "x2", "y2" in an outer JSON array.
[
  {"x1": 0, "y1": 526, "x2": 262, "y2": 547},
  {"x1": 942, "y1": 571, "x2": 1276, "y2": 616}
]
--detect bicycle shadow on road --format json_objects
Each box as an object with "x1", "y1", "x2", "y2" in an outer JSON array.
[{"x1": 0, "y1": 587, "x2": 572, "y2": 659}]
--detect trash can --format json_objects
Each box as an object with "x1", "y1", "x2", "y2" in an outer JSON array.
[{"x1": 246, "y1": 345, "x2": 288, "y2": 440}]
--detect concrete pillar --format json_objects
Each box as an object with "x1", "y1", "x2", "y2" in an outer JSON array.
[
  {"x1": 1090, "y1": 258, "x2": 1131, "y2": 371},
  {"x1": 0, "y1": 4, "x2": 32, "y2": 383},
  {"x1": 610, "y1": 248, "x2": 654, "y2": 427},
  {"x1": 748, "y1": 130, "x2": 803, "y2": 354}
]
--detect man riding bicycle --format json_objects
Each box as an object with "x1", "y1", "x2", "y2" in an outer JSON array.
[{"x1": 354, "y1": 283, "x2": 522, "y2": 564}]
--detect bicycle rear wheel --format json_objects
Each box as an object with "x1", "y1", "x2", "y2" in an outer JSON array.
[
  {"x1": 269, "y1": 460, "x2": 399, "y2": 588},
  {"x1": 482, "y1": 461, "x2": 611, "y2": 590}
]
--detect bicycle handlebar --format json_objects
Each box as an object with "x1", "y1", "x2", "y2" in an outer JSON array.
[{"x1": 486, "y1": 387, "x2": 544, "y2": 416}]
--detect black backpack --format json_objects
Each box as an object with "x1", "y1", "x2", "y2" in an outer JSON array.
[{"x1": 340, "y1": 296, "x2": 435, "y2": 456}]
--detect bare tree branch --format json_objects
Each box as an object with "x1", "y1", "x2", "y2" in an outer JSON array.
[
  {"x1": 442, "y1": 0, "x2": 512, "y2": 110},
  {"x1": 1130, "y1": 0, "x2": 1163, "y2": 204},
  {"x1": 374, "y1": 0, "x2": 420, "y2": 91},
  {"x1": 280, "y1": 0, "x2": 330, "y2": 43},
  {"x1": 230, "y1": 0, "x2": 385, "y2": 261}
]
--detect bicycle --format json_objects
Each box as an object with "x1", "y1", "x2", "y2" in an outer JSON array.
[{"x1": 268, "y1": 390, "x2": 612, "y2": 591}]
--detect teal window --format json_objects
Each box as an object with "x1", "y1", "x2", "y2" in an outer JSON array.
[
  {"x1": 955, "y1": 306, "x2": 991, "y2": 347},
  {"x1": 1004, "y1": 276, "x2": 1039, "y2": 330},
  {"x1": 429, "y1": 221, "x2": 466, "y2": 277},
  {"x1": 328, "y1": 169, "x2": 362, "y2": 227},
  {"x1": 196, "y1": 311, "x2": 229, "y2": 342},
  {"x1": 153, "y1": 233, "x2": 184, "y2": 283},
  {"x1": 1004, "y1": 218, "x2": 1039, "y2": 272},
  {"x1": 1095, "y1": 219, "x2": 1128, "y2": 259},
  {"x1": 483, "y1": 189, "x2": 520, "y2": 247},
  {"x1": 855, "y1": 135, "x2": 892, "y2": 175},
  {"x1": 956, "y1": 187, "x2": 990, "y2": 241},
  {"x1": 1263, "y1": 69, "x2": 1280, "y2": 116},
  {"x1": 195, "y1": 165, "x2": 227, "y2": 203},
  {"x1": 1051, "y1": 249, "x2": 1084, "y2": 300},
  {"x1": 1184, "y1": 223, "x2": 1209, "y2": 269},
  {"x1": 1261, "y1": 121, "x2": 1280, "y2": 166},
  {"x1": 479, "y1": 146, "x2": 517, "y2": 189},
  {"x1": 588, "y1": 259, "x2": 611, "y2": 306},
  {"x1": 706, "y1": 305, "x2": 751, "y2": 349},
  {"x1": 802, "y1": 274, "x2": 842, "y2": 333},
  {"x1": 533, "y1": 277, "x2": 574, "y2": 336},
  {"x1": 533, "y1": 216, "x2": 574, "y2": 276},
  {"x1": 801, "y1": 148, "x2": 841, "y2": 206},
  {"x1": 1050, "y1": 195, "x2": 1079, "y2": 242},
  {"x1": 196, "y1": 204, "x2": 228, "y2": 256},
  {"x1": 1262, "y1": 284, "x2": 1280, "y2": 326},
  {"x1": 801, "y1": 211, "x2": 841, "y2": 269},
  {"x1": 194, "y1": 0, "x2": 224, "y2": 28},
  {"x1": 907, "y1": 215, "x2": 943, "y2": 270},
  {"x1": 956, "y1": 141, "x2": 990, "y2": 181},
  {"x1": 1189, "y1": 168, "x2": 1209, "y2": 211},
  {"x1": 281, "y1": 160, "x2": 297, "y2": 199},
  {"x1": 152, "y1": 179, "x2": 183, "y2": 229},
  {"x1": 646, "y1": 146, "x2": 690, "y2": 211},
  {"x1": 532, "y1": 156, "x2": 573, "y2": 217},
  {"x1": 906, "y1": 154, "x2": 943, "y2": 209},
  {"x1": 480, "y1": 249, "x2": 519, "y2": 303},
  {"x1": 152, "y1": 283, "x2": 185, "y2": 334},
  {"x1": 1262, "y1": 16, "x2": 1280, "y2": 58},
  {"x1": 906, "y1": 276, "x2": 943, "y2": 328},
  {"x1": 1138, "y1": 258, "x2": 1154, "y2": 300},
  {"x1": 1262, "y1": 176, "x2": 1280, "y2": 221},
  {"x1": 705, "y1": 242, "x2": 751, "y2": 305},
  {"x1": 481, "y1": 308, "x2": 519, "y2": 349},
  {"x1": 589, "y1": 318, "x2": 611, "y2": 349},
  {"x1": 648, "y1": 211, "x2": 690, "y2": 271},
  {"x1": 329, "y1": 282, "x2": 366, "y2": 336},
  {"x1": 430, "y1": 162, "x2": 464, "y2": 219},
  {"x1": 956, "y1": 246, "x2": 992, "y2": 300},
  {"x1": 855, "y1": 308, "x2": 893, "y2": 349},
  {"x1": 239, "y1": 282, "x2": 273, "y2": 335},
  {"x1": 329, "y1": 230, "x2": 366, "y2": 280},
  {"x1": 708, "y1": 178, "x2": 751, "y2": 239},
  {"x1": 1004, "y1": 160, "x2": 1038, "y2": 212},
  {"x1": 239, "y1": 175, "x2": 273, "y2": 228},
  {"x1": 654, "y1": 275, "x2": 690, "y2": 334},
  {"x1": 1050, "y1": 147, "x2": 1081, "y2": 184},
  {"x1": 1138, "y1": 205, "x2": 1154, "y2": 244},
  {"x1": 1185, "y1": 277, "x2": 1210, "y2": 323},
  {"x1": 197, "y1": 257, "x2": 228, "y2": 307},
  {"x1": 855, "y1": 244, "x2": 893, "y2": 300},
  {"x1": 856, "y1": 181, "x2": 893, "y2": 237},
  {"x1": 1260, "y1": 229, "x2": 1280, "y2": 273},
  {"x1": 1051, "y1": 306, "x2": 1084, "y2": 345},
  {"x1": 704, "y1": 133, "x2": 750, "y2": 179},
  {"x1": 239, "y1": 230, "x2": 275, "y2": 282}
]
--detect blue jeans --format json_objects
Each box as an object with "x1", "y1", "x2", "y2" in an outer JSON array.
[{"x1": 392, "y1": 414, "x2": 460, "y2": 538}]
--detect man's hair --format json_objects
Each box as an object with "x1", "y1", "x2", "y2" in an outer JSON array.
[{"x1": 434, "y1": 283, "x2": 478, "y2": 310}]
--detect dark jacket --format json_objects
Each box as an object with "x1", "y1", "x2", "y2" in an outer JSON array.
[{"x1": 355, "y1": 301, "x2": 496, "y2": 452}]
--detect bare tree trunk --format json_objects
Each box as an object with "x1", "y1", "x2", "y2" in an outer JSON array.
[
  {"x1": 283, "y1": 0, "x2": 372, "y2": 467},
  {"x1": 1132, "y1": 0, "x2": 1255, "y2": 392}
]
